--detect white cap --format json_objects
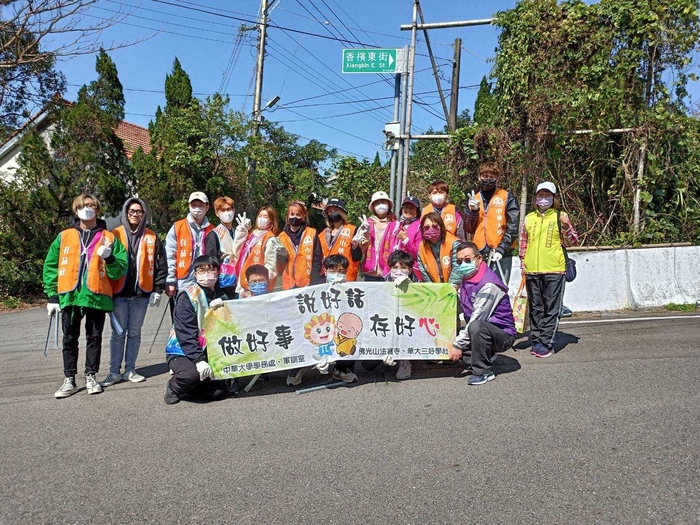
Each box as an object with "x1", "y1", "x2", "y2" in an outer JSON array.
[
  {"x1": 369, "y1": 191, "x2": 393, "y2": 212},
  {"x1": 188, "y1": 191, "x2": 209, "y2": 204},
  {"x1": 535, "y1": 181, "x2": 557, "y2": 195}
]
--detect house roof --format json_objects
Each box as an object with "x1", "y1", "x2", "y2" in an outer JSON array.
[{"x1": 114, "y1": 121, "x2": 151, "y2": 158}]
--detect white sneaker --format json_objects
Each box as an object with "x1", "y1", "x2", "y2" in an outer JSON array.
[
  {"x1": 169, "y1": 369, "x2": 174, "y2": 375},
  {"x1": 396, "y1": 360, "x2": 412, "y2": 380},
  {"x1": 85, "y1": 373, "x2": 103, "y2": 395},
  {"x1": 99, "y1": 372, "x2": 123, "y2": 387},
  {"x1": 286, "y1": 368, "x2": 306, "y2": 386},
  {"x1": 124, "y1": 370, "x2": 146, "y2": 383},
  {"x1": 332, "y1": 368, "x2": 358, "y2": 384},
  {"x1": 54, "y1": 377, "x2": 78, "y2": 398}
]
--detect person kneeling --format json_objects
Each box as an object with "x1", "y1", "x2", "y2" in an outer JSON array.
[
  {"x1": 449, "y1": 242, "x2": 516, "y2": 385},
  {"x1": 164, "y1": 255, "x2": 228, "y2": 404}
]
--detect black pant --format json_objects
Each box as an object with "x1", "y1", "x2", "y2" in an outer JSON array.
[
  {"x1": 167, "y1": 355, "x2": 226, "y2": 401},
  {"x1": 362, "y1": 274, "x2": 385, "y2": 282},
  {"x1": 461, "y1": 320, "x2": 514, "y2": 376},
  {"x1": 526, "y1": 273, "x2": 565, "y2": 349},
  {"x1": 61, "y1": 306, "x2": 106, "y2": 377}
]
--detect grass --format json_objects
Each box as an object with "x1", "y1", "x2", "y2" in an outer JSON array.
[
  {"x1": 664, "y1": 302, "x2": 698, "y2": 312},
  {"x1": 0, "y1": 296, "x2": 21, "y2": 309}
]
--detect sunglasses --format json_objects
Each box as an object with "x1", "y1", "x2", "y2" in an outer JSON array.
[{"x1": 456, "y1": 256, "x2": 481, "y2": 265}]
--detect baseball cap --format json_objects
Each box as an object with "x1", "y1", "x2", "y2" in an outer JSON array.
[
  {"x1": 368, "y1": 191, "x2": 393, "y2": 212},
  {"x1": 535, "y1": 181, "x2": 557, "y2": 195},
  {"x1": 401, "y1": 195, "x2": 420, "y2": 209},
  {"x1": 188, "y1": 191, "x2": 209, "y2": 204},
  {"x1": 325, "y1": 197, "x2": 347, "y2": 214}
]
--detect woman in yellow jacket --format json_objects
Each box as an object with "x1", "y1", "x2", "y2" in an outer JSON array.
[{"x1": 519, "y1": 182, "x2": 579, "y2": 358}]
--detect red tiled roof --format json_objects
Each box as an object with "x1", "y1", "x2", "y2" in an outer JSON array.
[{"x1": 114, "y1": 121, "x2": 151, "y2": 158}]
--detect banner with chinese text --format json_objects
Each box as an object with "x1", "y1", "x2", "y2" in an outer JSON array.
[{"x1": 205, "y1": 282, "x2": 457, "y2": 379}]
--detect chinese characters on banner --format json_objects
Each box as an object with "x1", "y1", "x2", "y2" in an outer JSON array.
[{"x1": 205, "y1": 282, "x2": 457, "y2": 379}]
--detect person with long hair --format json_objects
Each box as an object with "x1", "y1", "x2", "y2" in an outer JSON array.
[
  {"x1": 359, "y1": 191, "x2": 399, "y2": 281},
  {"x1": 519, "y1": 181, "x2": 579, "y2": 358},
  {"x1": 232, "y1": 205, "x2": 286, "y2": 295},
  {"x1": 417, "y1": 212, "x2": 462, "y2": 284}
]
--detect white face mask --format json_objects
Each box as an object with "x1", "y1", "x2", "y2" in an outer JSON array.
[
  {"x1": 257, "y1": 217, "x2": 270, "y2": 229},
  {"x1": 326, "y1": 272, "x2": 346, "y2": 284},
  {"x1": 390, "y1": 268, "x2": 410, "y2": 279},
  {"x1": 77, "y1": 207, "x2": 96, "y2": 221},
  {"x1": 219, "y1": 211, "x2": 234, "y2": 223},
  {"x1": 195, "y1": 273, "x2": 217, "y2": 289},
  {"x1": 189, "y1": 206, "x2": 205, "y2": 218},
  {"x1": 374, "y1": 203, "x2": 390, "y2": 215},
  {"x1": 431, "y1": 194, "x2": 446, "y2": 206}
]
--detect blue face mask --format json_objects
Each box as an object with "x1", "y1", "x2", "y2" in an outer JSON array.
[
  {"x1": 249, "y1": 282, "x2": 267, "y2": 296},
  {"x1": 458, "y1": 261, "x2": 476, "y2": 278}
]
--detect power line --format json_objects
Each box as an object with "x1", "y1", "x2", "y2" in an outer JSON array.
[
  {"x1": 279, "y1": 107, "x2": 383, "y2": 146},
  {"x1": 275, "y1": 104, "x2": 392, "y2": 123},
  {"x1": 66, "y1": 83, "x2": 249, "y2": 97}
]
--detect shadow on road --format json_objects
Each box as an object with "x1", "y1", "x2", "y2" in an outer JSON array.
[
  {"x1": 137, "y1": 362, "x2": 170, "y2": 379},
  {"x1": 512, "y1": 330, "x2": 580, "y2": 355}
]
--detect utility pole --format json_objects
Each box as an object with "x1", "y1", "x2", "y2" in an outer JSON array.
[
  {"x1": 449, "y1": 38, "x2": 461, "y2": 132},
  {"x1": 400, "y1": 1, "x2": 418, "y2": 202},
  {"x1": 417, "y1": 2, "x2": 450, "y2": 129},
  {"x1": 246, "y1": 0, "x2": 269, "y2": 212},
  {"x1": 252, "y1": 0, "x2": 269, "y2": 135}
]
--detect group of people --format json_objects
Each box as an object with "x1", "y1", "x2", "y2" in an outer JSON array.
[{"x1": 42, "y1": 161, "x2": 578, "y2": 402}]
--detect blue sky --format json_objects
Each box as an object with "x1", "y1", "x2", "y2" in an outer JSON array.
[{"x1": 54, "y1": 1, "x2": 698, "y2": 162}]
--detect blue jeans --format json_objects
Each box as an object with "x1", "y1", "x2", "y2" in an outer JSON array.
[{"x1": 109, "y1": 296, "x2": 149, "y2": 374}]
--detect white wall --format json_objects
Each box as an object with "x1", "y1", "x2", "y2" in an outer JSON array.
[{"x1": 507, "y1": 246, "x2": 700, "y2": 312}]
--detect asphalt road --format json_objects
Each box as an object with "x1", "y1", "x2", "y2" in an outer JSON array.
[{"x1": 1, "y1": 304, "x2": 699, "y2": 525}]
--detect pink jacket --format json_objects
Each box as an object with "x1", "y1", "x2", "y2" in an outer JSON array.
[
  {"x1": 387, "y1": 219, "x2": 422, "y2": 260},
  {"x1": 361, "y1": 217, "x2": 397, "y2": 276}
]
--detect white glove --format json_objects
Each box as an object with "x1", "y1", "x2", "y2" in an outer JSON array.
[
  {"x1": 353, "y1": 234, "x2": 369, "y2": 245},
  {"x1": 315, "y1": 358, "x2": 333, "y2": 374},
  {"x1": 468, "y1": 190, "x2": 480, "y2": 212},
  {"x1": 195, "y1": 361, "x2": 213, "y2": 381},
  {"x1": 47, "y1": 303, "x2": 60, "y2": 316},
  {"x1": 149, "y1": 293, "x2": 161, "y2": 308},
  {"x1": 394, "y1": 275, "x2": 411, "y2": 288},
  {"x1": 209, "y1": 298, "x2": 224, "y2": 310},
  {"x1": 236, "y1": 212, "x2": 252, "y2": 232},
  {"x1": 490, "y1": 251, "x2": 503, "y2": 263},
  {"x1": 382, "y1": 354, "x2": 396, "y2": 366},
  {"x1": 96, "y1": 241, "x2": 113, "y2": 259},
  {"x1": 354, "y1": 214, "x2": 370, "y2": 238}
]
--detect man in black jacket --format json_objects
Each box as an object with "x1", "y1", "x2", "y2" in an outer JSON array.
[{"x1": 164, "y1": 255, "x2": 227, "y2": 404}]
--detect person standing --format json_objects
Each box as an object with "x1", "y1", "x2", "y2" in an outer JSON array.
[
  {"x1": 205, "y1": 196, "x2": 238, "y2": 300},
  {"x1": 359, "y1": 191, "x2": 398, "y2": 281},
  {"x1": 164, "y1": 192, "x2": 214, "y2": 299},
  {"x1": 233, "y1": 205, "x2": 286, "y2": 295},
  {"x1": 416, "y1": 212, "x2": 462, "y2": 284},
  {"x1": 100, "y1": 197, "x2": 167, "y2": 387},
  {"x1": 387, "y1": 196, "x2": 423, "y2": 279},
  {"x1": 519, "y1": 181, "x2": 579, "y2": 358},
  {"x1": 278, "y1": 201, "x2": 323, "y2": 291},
  {"x1": 463, "y1": 161, "x2": 520, "y2": 286},
  {"x1": 43, "y1": 194, "x2": 127, "y2": 398},
  {"x1": 318, "y1": 197, "x2": 362, "y2": 282},
  {"x1": 421, "y1": 181, "x2": 465, "y2": 240}
]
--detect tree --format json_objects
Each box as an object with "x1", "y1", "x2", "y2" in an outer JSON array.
[
  {"x1": 329, "y1": 156, "x2": 389, "y2": 222},
  {"x1": 0, "y1": 48, "x2": 132, "y2": 298},
  {"x1": 473, "y1": 76, "x2": 497, "y2": 127},
  {"x1": 1, "y1": 1, "x2": 130, "y2": 139}
]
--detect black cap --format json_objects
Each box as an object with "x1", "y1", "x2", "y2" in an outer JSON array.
[
  {"x1": 401, "y1": 195, "x2": 421, "y2": 211},
  {"x1": 325, "y1": 197, "x2": 347, "y2": 214}
]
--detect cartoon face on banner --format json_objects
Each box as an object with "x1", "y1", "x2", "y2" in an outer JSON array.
[
  {"x1": 335, "y1": 312, "x2": 363, "y2": 356},
  {"x1": 304, "y1": 313, "x2": 337, "y2": 358}
]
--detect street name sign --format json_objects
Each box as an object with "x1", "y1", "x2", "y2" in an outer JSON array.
[{"x1": 342, "y1": 48, "x2": 407, "y2": 74}]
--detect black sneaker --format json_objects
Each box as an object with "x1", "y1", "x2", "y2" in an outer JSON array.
[{"x1": 164, "y1": 385, "x2": 180, "y2": 405}]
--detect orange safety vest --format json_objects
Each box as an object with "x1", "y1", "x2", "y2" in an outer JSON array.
[
  {"x1": 279, "y1": 227, "x2": 316, "y2": 290},
  {"x1": 319, "y1": 224, "x2": 359, "y2": 282},
  {"x1": 418, "y1": 232, "x2": 459, "y2": 283},
  {"x1": 473, "y1": 188, "x2": 513, "y2": 251},
  {"x1": 57, "y1": 229, "x2": 116, "y2": 297},
  {"x1": 422, "y1": 203, "x2": 459, "y2": 236},
  {"x1": 238, "y1": 230, "x2": 276, "y2": 292},
  {"x1": 174, "y1": 219, "x2": 214, "y2": 280},
  {"x1": 111, "y1": 226, "x2": 157, "y2": 294}
]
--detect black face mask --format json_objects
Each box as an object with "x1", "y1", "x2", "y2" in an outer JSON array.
[
  {"x1": 327, "y1": 212, "x2": 342, "y2": 223},
  {"x1": 288, "y1": 217, "x2": 303, "y2": 227},
  {"x1": 480, "y1": 178, "x2": 497, "y2": 191}
]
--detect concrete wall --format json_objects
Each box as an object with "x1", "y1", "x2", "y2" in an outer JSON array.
[{"x1": 506, "y1": 245, "x2": 700, "y2": 312}]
